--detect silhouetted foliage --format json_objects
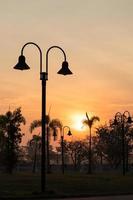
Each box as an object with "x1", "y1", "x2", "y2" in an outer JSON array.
[
  {"x1": 29, "y1": 134, "x2": 41, "y2": 173},
  {"x1": 95, "y1": 121, "x2": 133, "y2": 169},
  {"x1": 0, "y1": 107, "x2": 25, "y2": 173},
  {"x1": 29, "y1": 116, "x2": 63, "y2": 173},
  {"x1": 63, "y1": 140, "x2": 85, "y2": 170},
  {"x1": 83, "y1": 113, "x2": 100, "y2": 174}
]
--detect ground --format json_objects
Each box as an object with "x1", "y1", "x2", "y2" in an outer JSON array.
[{"x1": 0, "y1": 171, "x2": 133, "y2": 198}]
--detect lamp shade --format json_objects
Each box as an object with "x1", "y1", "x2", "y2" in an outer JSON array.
[
  {"x1": 113, "y1": 118, "x2": 118, "y2": 125},
  {"x1": 127, "y1": 116, "x2": 133, "y2": 124},
  {"x1": 14, "y1": 55, "x2": 30, "y2": 70},
  {"x1": 67, "y1": 130, "x2": 72, "y2": 136},
  {"x1": 57, "y1": 61, "x2": 73, "y2": 75}
]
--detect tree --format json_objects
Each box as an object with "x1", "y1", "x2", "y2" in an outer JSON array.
[
  {"x1": 30, "y1": 116, "x2": 62, "y2": 173},
  {"x1": 0, "y1": 107, "x2": 26, "y2": 173},
  {"x1": 83, "y1": 112, "x2": 100, "y2": 174},
  {"x1": 0, "y1": 125, "x2": 6, "y2": 166},
  {"x1": 64, "y1": 140, "x2": 86, "y2": 170},
  {"x1": 95, "y1": 122, "x2": 133, "y2": 170},
  {"x1": 96, "y1": 124, "x2": 123, "y2": 169},
  {"x1": 29, "y1": 134, "x2": 41, "y2": 173}
]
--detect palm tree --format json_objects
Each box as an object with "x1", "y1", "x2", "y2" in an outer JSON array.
[
  {"x1": 83, "y1": 112, "x2": 100, "y2": 174},
  {"x1": 30, "y1": 134, "x2": 41, "y2": 173},
  {"x1": 30, "y1": 116, "x2": 62, "y2": 173}
]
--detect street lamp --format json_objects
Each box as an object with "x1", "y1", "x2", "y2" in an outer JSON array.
[
  {"x1": 61, "y1": 126, "x2": 72, "y2": 174},
  {"x1": 13, "y1": 42, "x2": 73, "y2": 192},
  {"x1": 113, "y1": 111, "x2": 133, "y2": 176}
]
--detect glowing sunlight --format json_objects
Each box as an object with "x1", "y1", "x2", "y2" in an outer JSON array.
[{"x1": 71, "y1": 113, "x2": 92, "y2": 131}]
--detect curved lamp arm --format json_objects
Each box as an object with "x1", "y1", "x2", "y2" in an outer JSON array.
[
  {"x1": 46, "y1": 46, "x2": 67, "y2": 80},
  {"x1": 123, "y1": 110, "x2": 132, "y2": 124},
  {"x1": 115, "y1": 112, "x2": 122, "y2": 118},
  {"x1": 114, "y1": 111, "x2": 132, "y2": 124},
  {"x1": 21, "y1": 42, "x2": 43, "y2": 73},
  {"x1": 114, "y1": 112, "x2": 122, "y2": 122},
  {"x1": 62, "y1": 125, "x2": 71, "y2": 138},
  {"x1": 123, "y1": 111, "x2": 130, "y2": 117}
]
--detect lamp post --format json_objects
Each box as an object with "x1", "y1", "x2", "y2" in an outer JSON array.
[
  {"x1": 61, "y1": 126, "x2": 72, "y2": 174},
  {"x1": 113, "y1": 111, "x2": 132, "y2": 176},
  {"x1": 13, "y1": 42, "x2": 73, "y2": 192}
]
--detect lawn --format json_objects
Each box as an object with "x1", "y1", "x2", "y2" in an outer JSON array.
[{"x1": 0, "y1": 171, "x2": 133, "y2": 198}]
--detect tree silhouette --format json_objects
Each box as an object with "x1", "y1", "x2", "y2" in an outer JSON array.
[
  {"x1": 83, "y1": 112, "x2": 100, "y2": 174},
  {"x1": 29, "y1": 134, "x2": 41, "y2": 173},
  {"x1": 30, "y1": 116, "x2": 62, "y2": 173},
  {"x1": 0, "y1": 107, "x2": 25, "y2": 173}
]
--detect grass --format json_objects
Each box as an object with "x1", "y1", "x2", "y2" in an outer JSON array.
[{"x1": 0, "y1": 171, "x2": 133, "y2": 198}]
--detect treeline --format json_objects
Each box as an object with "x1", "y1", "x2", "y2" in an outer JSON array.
[{"x1": 0, "y1": 107, "x2": 133, "y2": 174}]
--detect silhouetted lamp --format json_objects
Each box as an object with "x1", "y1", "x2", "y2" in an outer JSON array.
[
  {"x1": 13, "y1": 42, "x2": 73, "y2": 192},
  {"x1": 113, "y1": 118, "x2": 119, "y2": 126},
  {"x1": 113, "y1": 111, "x2": 133, "y2": 176},
  {"x1": 127, "y1": 116, "x2": 133, "y2": 124},
  {"x1": 57, "y1": 61, "x2": 72, "y2": 75},
  {"x1": 14, "y1": 55, "x2": 30, "y2": 70},
  {"x1": 114, "y1": 113, "x2": 133, "y2": 125},
  {"x1": 67, "y1": 130, "x2": 72, "y2": 136},
  {"x1": 61, "y1": 125, "x2": 72, "y2": 174}
]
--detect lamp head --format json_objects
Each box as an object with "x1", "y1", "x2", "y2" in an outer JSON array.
[
  {"x1": 14, "y1": 55, "x2": 30, "y2": 70},
  {"x1": 127, "y1": 116, "x2": 133, "y2": 124},
  {"x1": 113, "y1": 118, "x2": 118, "y2": 126},
  {"x1": 67, "y1": 130, "x2": 72, "y2": 136},
  {"x1": 57, "y1": 61, "x2": 73, "y2": 75}
]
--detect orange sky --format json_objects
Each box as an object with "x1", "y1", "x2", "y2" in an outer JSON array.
[{"x1": 1, "y1": 0, "x2": 133, "y2": 144}]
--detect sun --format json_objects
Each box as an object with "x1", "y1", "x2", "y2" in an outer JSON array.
[
  {"x1": 70, "y1": 112, "x2": 94, "y2": 131},
  {"x1": 71, "y1": 114, "x2": 86, "y2": 131}
]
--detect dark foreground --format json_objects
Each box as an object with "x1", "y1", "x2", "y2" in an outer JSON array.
[
  {"x1": 54, "y1": 195, "x2": 133, "y2": 200},
  {"x1": 0, "y1": 172, "x2": 133, "y2": 198}
]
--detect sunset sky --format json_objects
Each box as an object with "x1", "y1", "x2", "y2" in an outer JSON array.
[{"x1": 0, "y1": 0, "x2": 133, "y2": 144}]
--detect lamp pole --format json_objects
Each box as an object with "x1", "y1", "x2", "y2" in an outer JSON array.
[
  {"x1": 61, "y1": 126, "x2": 72, "y2": 174},
  {"x1": 114, "y1": 111, "x2": 132, "y2": 176},
  {"x1": 13, "y1": 42, "x2": 73, "y2": 192}
]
